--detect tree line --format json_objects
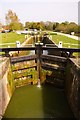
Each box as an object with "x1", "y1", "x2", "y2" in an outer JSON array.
[{"x1": 1, "y1": 10, "x2": 80, "y2": 36}]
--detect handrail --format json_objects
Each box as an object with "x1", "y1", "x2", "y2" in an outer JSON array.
[
  {"x1": 0, "y1": 46, "x2": 35, "y2": 52},
  {"x1": 0, "y1": 46, "x2": 80, "y2": 52},
  {"x1": 42, "y1": 47, "x2": 80, "y2": 52}
]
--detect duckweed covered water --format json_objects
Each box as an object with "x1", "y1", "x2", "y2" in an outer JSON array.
[{"x1": 3, "y1": 84, "x2": 75, "y2": 119}]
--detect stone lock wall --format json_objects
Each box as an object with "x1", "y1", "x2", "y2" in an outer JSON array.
[
  {"x1": 65, "y1": 58, "x2": 80, "y2": 120},
  {"x1": 0, "y1": 58, "x2": 15, "y2": 119}
]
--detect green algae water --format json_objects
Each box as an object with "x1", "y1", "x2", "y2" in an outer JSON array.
[{"x1": 3, "y1": 85, "x2": 75, "y2": 119}]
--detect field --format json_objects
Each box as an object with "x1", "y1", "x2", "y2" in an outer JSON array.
[
  {"x1": 0, "y1": 32, "x2": 25, "y2": 48},
  {"x1": 51, "y1": 34, "x2": 80, "y2": 48}
]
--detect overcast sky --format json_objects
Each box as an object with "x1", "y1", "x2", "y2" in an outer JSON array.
[{"x1": 0, "y1": 0, "x2": 79, "y2": 25}]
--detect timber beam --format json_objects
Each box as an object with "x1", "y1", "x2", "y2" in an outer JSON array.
[
  {"x1": 11, "y1": 55, "x2": 36, "y2": 64},
  {"x1": 12, "y1": 65, "x2": 36, "y2": 72},
  {"x1": 41, "y1": 55, "x2": 67, "y2": 63},
  {"x1": 41, "y1": 62, "x2": 65, "y2": 71}
]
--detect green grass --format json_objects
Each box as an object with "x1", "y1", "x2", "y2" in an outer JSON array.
[
  {"x1": 0, "y1": 32, "x2": 25, "y2": 48},
  {"x1": 51, "y1": 34, "x2": 80, "y2": 48},
  {"x1": 1, "y1": 31, "x2": 80, "y2": 48},
  {"x1": 3, "y1": 85, "x2": 74, "y2": 118},
  {"x1": 51, "y1": 34, "x2": 80, "y2": 57}
]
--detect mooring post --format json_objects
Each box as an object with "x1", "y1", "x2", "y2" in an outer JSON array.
[
  {"x1": 5, "y1": 50, "x2": 10, "y2": 57},
  {"x1": 35, "y1": 42, "x2": 43, "y2": 87}
]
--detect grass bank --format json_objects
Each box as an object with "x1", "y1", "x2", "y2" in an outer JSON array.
[
  {"x1": 0, "y1": 32, "x2": 25, "y2": 48},
  {"x1": 51, "y1": 34, "x2": 80, "y2": 48}
]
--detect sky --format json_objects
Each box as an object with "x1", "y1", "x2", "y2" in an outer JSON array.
[{"x1": 0, "y1": 0, "x2": 79, "y2": 25}]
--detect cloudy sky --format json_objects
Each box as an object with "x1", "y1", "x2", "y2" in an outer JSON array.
[{"x1": 0, "y1": 0, "x2": 79, "y2": 25}]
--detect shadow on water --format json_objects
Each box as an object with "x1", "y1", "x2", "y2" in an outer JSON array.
[
  {"x1": 2, "y1": 84, "x2": 76, "y2": 119},
  {"x1": 41, "y1": 84, "x2": 75, "y2": 119}
]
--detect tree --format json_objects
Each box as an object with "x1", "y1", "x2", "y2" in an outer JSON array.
[
  {"x1": 25, "y1": 22, "x2": 31, "y2": 29},
  {"x1": 40, "y1": 21, "x2": 45, "y2": 30},
  {"x1": 55, "y1": 23, "x2": 67, "y2": 33},
  {"x1": 25, "y1": 22, "x2": 44, "y2": 30},
  {"x1": 61, "y1": 21, "x2": 69, "y2": 26},
  {"x1": 10, "y1": 22, "x2": 23, "y2": 30},
  {"x1": 5, "y1": 10, "x2": 24, "y2": 30},
  {"x1": 53, "y1": 22, "x2": 59, "y2": 31},
  {"x1": 66, "y1": 22, "x2": 78, "y2": 34},
  {"x1": 44, "y1": 21, "x2": 53, "y2": 30},
  {"x1": 5, "y1": 9, "x2": 19, "y2": 25},
  {"x1": 78, "y1": 26, "x2": 80, "y2": 33}
]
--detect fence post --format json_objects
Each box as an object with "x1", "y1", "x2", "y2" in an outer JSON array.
[{"x1": 35, "y1": 42, "x2": 43, "y2": 87}]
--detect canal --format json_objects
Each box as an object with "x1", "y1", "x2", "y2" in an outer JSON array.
[
  {"x1": 2, "y1": 85, "x2": 75, "y2": 119},
  {"x1": 2, "y1": 36, "x2": 78, "y2": 119}
]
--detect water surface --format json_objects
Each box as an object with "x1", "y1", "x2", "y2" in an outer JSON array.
[{"x1": 3, "y1": 85, "x2": 75, "y2": 119}]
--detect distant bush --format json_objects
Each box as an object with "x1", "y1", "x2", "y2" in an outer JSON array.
[{"x1": 49, "y1": 33, "x2": 57, "y2": 35}]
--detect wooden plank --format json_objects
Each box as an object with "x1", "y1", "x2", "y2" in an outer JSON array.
[
  {"x1": 11, "y1": 55, "x2": 36, "y2": 64},
  {"x1": 14, "y1": 74, "x2": 32, "y2": 80},
  {"x1": 41, "y1": 55, "x2": 67, "y2": 63},
  {"x1": 12, "y1": 65, "x2": 36, "y2": 72},
  {"x1": 41, "y1": 62, "x2": 65, "y2": 71}
]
